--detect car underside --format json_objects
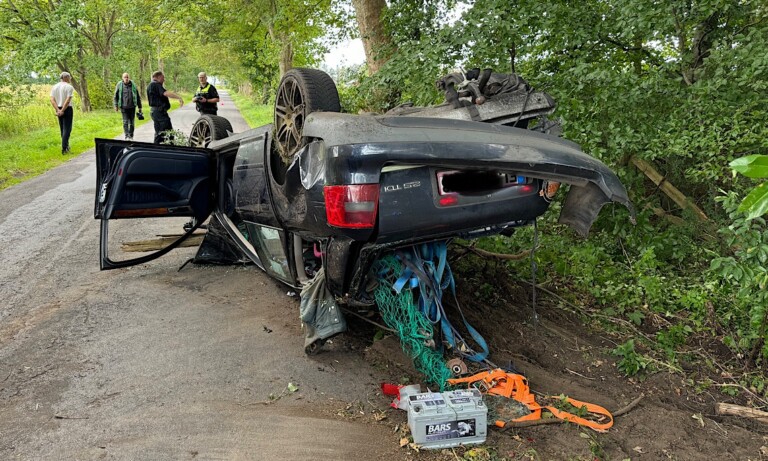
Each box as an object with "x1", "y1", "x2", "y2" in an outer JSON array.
[{"x1": 94, "y1": 67, "x2": 633, "y2": 310}]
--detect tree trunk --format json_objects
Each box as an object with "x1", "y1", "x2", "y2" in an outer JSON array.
[
  {"x1": 69, "y1": 76, "x2": 91, "y2": 112},
  {"x1": 633, "y1": 38, "x2": 643, "y2": 75},
  {"x1": 138, "y1": 54, "x2": 149, "y2": 100},
  {"x1": 677, "y1": 11, "x2": 720, "y2": 85},
  {"x1": 157, "y1": 42, "x2": 164, "y2": 72},
  {"x1": 351, "y1": 0, "x2": 391, "y2": 75},
  {"x1": 268, "y1": 25, "x2": 293, "y2": 77},
  {"x1": 279, "y1": 40, "x2": 294, "y2": 76},
  {"x1": 71, "y1": 47, "x2": 91, "y2": 112},
  {"x1": 261, "y1": 83, "x2": 270, "y2": 104}
]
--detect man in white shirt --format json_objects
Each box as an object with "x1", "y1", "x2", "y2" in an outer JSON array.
[{"x1": 49, "y1": 72, "x2": 75, "y2": 154}]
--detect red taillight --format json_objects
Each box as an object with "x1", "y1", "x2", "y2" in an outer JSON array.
[
  {"x1": 324, "y1": 184, "x2": 379, "y2": 228},
  {"x1": 439, "y1": 195, "x2": 458, "y2": 207}
]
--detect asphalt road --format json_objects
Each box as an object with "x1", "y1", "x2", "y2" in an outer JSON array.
[{"x1": 0, "y1": 93, "x2": 408, "y2": 460}]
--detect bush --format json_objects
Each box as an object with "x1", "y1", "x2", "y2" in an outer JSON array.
[
  {"x1": 709, "y1": 192, "x2": 768, "y2": 365},
  {"x1": 87, "y1": 76, "x2": 113, "y2": 110},
  {"x1": 457, "y1": 187, "x2": 768, "y2": 378}
]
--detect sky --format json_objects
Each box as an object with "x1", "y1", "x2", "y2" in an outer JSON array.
[{"x1": 322, "y1": 39, "x2": 366, "y2": 68}]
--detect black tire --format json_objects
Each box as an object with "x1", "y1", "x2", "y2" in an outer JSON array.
[
  {"x1": 274, "y1": 68, "x2": 340, "y2": 163},
  {"x1": 189, "y1": 115, "x2": 233, "y2": 148}
]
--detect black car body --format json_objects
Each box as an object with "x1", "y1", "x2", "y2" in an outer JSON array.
[{"x1": 94, "y1": 68, "x2": 633, "y2": 304}]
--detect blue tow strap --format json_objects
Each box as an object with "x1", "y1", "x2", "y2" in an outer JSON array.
[{"x1": 391, "y1": 241, "x2": 489, "y2": 362}]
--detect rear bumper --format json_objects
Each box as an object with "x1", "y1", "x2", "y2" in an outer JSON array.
[{"x1": 302, "y1": 113, "x2": 634, "y2": 236}]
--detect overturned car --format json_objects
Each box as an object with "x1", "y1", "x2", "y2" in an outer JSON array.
[{"x1": 94, "y1": 68, "x2": 633, "y2": 329}]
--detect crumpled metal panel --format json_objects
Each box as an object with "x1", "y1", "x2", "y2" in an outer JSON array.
[
  {"x1": 387, "y1": 91, "x2": 556, "y2": 126},
  {"x1": 192, "y1": 213, "x2": 250, "y2": 265},
  {"x1": 299, "y1": 142, "x2": 326, "y2": 190},
  {"x1": 558, "y1": 182, "x2": 636, "y2": 237},
  {"x1": 299, "y1": 267, "x2": 347, "y2": 347}
]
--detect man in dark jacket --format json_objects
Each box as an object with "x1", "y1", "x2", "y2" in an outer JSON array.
[
  {"x1": 146, "y1": 70, "x2": 184, "y2": 144},
  {"x1": 113, "y1": 73, "x2": 142, "y2": 140},
  {"x1": 193, "y1": 72, "x2": 220, "y2": 115}
]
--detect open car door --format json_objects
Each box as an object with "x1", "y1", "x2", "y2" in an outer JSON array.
[{"x1": 94, "y1": 139, "x2": 216, "y2": 270}]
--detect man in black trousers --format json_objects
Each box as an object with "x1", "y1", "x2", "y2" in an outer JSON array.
[
  {"x1": 146, "y1": 70, "x2": 184, "y2": 144},
  {"x1": 113, "y1": 72, "x2": 143, "y2": 140},
  {"x1": 49, "y1": 72, "x2": 75, "y2": 154}
]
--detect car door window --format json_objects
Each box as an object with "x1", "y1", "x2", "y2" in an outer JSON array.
[{"x1": 247, "y1": 223, "x2": 292, "y2": 282}]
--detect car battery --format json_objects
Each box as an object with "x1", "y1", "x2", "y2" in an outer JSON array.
[{"x1": 407, "y1": 389, "x2": 488, "y2": 449}]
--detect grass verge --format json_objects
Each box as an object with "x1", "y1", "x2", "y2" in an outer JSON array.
[
  {"x1": 0, "y1": 99, "x2": 186, "y2": 191},
  {"x1": 0, "y1": 109, "x2": 143, "y2": 190},
  {"x1": 228, "y1": 92, "x2": 272, "y2": 128}
]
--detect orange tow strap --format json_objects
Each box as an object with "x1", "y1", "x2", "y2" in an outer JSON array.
[{"x1": 447, "y1": 369, "x2": 613, "y2": 432}]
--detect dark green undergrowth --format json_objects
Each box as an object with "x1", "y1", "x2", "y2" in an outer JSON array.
[{"x1": 453, "y1": 189, "x2": 768, "y2": 401}]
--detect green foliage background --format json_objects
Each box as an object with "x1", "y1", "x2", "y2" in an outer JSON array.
[{"x1": 344, "y1": 0, "x2": 768, "y2": 378}]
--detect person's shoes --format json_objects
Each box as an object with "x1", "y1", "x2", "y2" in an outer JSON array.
[
  {"x1": 62, "y1": 147, "x2": 71, "y2": 155},
  {"x1": 126, "y1": 136, "x2": 133, "y2": 141}
]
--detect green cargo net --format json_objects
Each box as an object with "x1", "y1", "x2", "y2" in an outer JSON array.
[{"x1": 373, "y1": 255, "x2": 452, "y2": 390}]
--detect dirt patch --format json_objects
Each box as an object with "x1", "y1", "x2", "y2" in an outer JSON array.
[{"x1": 350, "y1": 273, "x2": 768, "y2": 460}]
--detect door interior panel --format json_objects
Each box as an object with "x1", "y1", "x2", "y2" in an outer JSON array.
[
  {"x1": 105, "y1": 149, "x2": 213, "y2": 221},
  {"x1": 94, "y1": 138, "x2": 215, "y2": 270}
]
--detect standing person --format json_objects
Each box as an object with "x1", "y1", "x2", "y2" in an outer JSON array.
[
  {"x1": 146, "y1": 70, "x2": 184, "y2": 144},
  {"x1": 193, "y1": 72, "x2": 220, "y2": 115},
  {"x1": 49, "y1": 72, "x2": 75, "y2": 154},
  {"x1": 113, "y1": 73, "x2": 143, "y2": 140}
]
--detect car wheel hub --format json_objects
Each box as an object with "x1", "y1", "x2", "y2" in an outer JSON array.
[{"x1": 275, "y1": 78, "x2": 306, "y2": 164}]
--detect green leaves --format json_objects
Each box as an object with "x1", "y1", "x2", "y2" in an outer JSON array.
[
  {"x1": 737, "y1": 183, "x2": 768, "y2": 219},
  {"x1": 730, "y1": 155, "x2": 768, "y2": 219},
  {"x1": 611, "y1": 340, "x2": 650, "y2": 377},
  {"x1": 730, "y1": 155, "x2": 768, "y2": 178}
]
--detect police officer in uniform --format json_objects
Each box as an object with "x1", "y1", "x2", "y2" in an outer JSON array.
[
  {"x1": 193, "y1": 72, "x2": 220, "y2": 115},
  {"x1": 146, "y1": 70, "x2": 184, "y2": 144}
]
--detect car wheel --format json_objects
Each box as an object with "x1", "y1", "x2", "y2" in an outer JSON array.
[
  {"x1": 189, "y1": 115, "x2": 233, "y2": 148},
  {"x1": 274, "y1": 68, "x2": 340, "y2": 163}
]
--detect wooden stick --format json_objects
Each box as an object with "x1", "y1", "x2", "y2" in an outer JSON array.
[
  {"x1": 340, "y1": 307, "x2": 396, "y2": 333},
  {"x1": 121, "y1": 234, "x2": 205, "y2": 252},
  {"x1": 613, "y1": 394, "x2": 644, "y2": 417},
  {"x1": 452, "y1": 243, "x2": 531, "y2": 261},
  {"x1": 630, "y1": 156, "x2": 708, "y2": 221},
  {"x1": 715, "y1": 402, "x2": 768, "y2": 423},
  {"x1": 648, "y1": 205, "x2": 685, "y2": 226}
]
